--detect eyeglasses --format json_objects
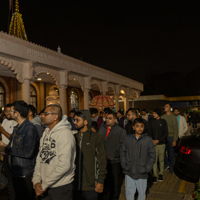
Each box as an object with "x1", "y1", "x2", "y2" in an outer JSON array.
[
  {"x1": 44, "y1": 112, "x2": 57, "y2": 116},
  {"x1": 5, "y1": 110, "x2": 11, "y2": 113}
]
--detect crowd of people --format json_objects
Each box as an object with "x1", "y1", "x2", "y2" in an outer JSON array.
[{"x1": 0, "y1": 101, "x2": 197, "y2": 200}]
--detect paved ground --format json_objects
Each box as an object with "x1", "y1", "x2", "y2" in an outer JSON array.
[{"x1": 119, "y1": 170, "x2": 195, "y2": 200}]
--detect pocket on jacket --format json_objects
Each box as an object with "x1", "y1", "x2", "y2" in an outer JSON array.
[
  {"x1": 13, "y1": 134, "x2": 24, "y2": 148},
  {"x1": 138, "y1": 165, "x2": 146, "y2": 174}
]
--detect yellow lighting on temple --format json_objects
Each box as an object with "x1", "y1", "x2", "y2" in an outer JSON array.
[{"x1": 9, "y1": 0, "x2": 28, "y2": 41}]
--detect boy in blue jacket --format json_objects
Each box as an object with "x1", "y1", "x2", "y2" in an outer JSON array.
[{"x1": 120, "y1": 118, "x2": 156, "y2": 200}]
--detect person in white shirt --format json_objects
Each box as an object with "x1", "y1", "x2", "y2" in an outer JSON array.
[
  {"x1": 0, "y1": 104, "x2": 17, "y2": 200},
  {"x1": 173, "y1": 108, "x2": 188, "y2": 138}
]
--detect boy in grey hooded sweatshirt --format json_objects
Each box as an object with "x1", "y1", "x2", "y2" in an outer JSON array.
[{"x1": 32, "y1": 105, "x2": 76, "y2": 200}]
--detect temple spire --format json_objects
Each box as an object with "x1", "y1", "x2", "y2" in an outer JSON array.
[{"x1": 9, "y1": 0, "x2": 28, "y2": 41}]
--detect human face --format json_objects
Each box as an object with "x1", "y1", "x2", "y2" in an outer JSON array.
[
  {"x1": 153, "y1": 112, "x2": 159, "y2": 119},
  {"x1": 127, "y1": 111, "x2": 137, "y2": 121},
  {"x1": 141, "y1": 111, "x2": 146, "y2": 116},
  {"x1": 164, "y1": 104, "x2": 171, "y2": 112},
  {"x1": 70, "y1": 112, "x2": 74, "y2": 118},
  {"x1": 40, "y1": 113, "x2": 45, "y2": 124},
  {"x1": 133, "y1": 123, "x2": 144, "y2": 135},
  {"x1": 106, "y1": 114, "x2": 116, "y2": 126},
  {"x1": 74, "y1": 115, "x2": 86, "y2": 130},
  {"x1": 43, "y1": 107, "x2": 57, "y2": 126},
  {"x1": 100, "y1": 112, "x2": 104, "y2": 118},
  {"x1": 173, "y1": 109, "x2": 179, "y2": 116},
  {"x1": 10, "y1": 106, "x2": 18, "y2": 120},
  {"x1": 4, "y1": 107, "x2": 11, "y2": 120},
  {"x1": 117, "y1": 112, "x2": 121, "y2": 118},
  {"x1": 91, "y1": 113, "x2": 98, "y2": 119}
]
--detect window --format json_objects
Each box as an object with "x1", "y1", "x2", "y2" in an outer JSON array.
[
  {"x1": 0, "y1": 83, "x2": 5, "y2": 108},
  {"x1": 70, "y1": 90, "x2": 79, "y2": 111},
  {"x1": 30, "y1": 85, "x2": 37, "y2": 108},
  {"x1": 89, "y1": 92, "x2": 93, "y2": 104}
]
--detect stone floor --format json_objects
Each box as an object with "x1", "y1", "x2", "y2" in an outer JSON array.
[{"x1": 119, "y1": 170, "x2": 195, "y2": 200}]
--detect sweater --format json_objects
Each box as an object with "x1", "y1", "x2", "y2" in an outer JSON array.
[
  {"x1": 161, "y1": 113, "x2": 178, "y2": 141},
  {"x1": 32, "y1": 115, "x2": 76, "y2": 190}
]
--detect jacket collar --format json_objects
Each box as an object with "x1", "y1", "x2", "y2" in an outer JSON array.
[
  {"x1": 16, "y1": 118, "x2": 29, "y2": 130},
  {"x1": 133, "y1": 133, "x2": 147, "y2": 140}
]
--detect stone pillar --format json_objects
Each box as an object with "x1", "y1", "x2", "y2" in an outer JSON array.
[
  {"x1": 22, "y1": 79, "x2": 30, "y2": 104},
  {"x1": 115, "y1": 93, "x2": 119, "y2": 112},
  {"x1": 124, "y1": 96, "x2": 129, "y2": 112},
  {"x1": 59, "y1": 84, "x2": 67, "y2": 114},
  {"x1": 84, "y1": 89, "x2": 89, "y2": 110}
]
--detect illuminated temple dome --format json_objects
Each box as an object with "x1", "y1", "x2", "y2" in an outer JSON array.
[{"x1": 9, "y1": 0, "x2": 28, "y2": 41}]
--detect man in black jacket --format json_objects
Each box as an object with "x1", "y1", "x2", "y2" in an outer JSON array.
[
  {"x1": 148, "y1": 108, "x2": 168, "y2": 183},
  {"x1": 120, "y1": 118, "x2": 156, "y2": 200},
  {"x1": 98, "y1": 111, "x2": 126, "y2": 200},
  {"x1": 74, "y1": 110, "x2": 107, "y2": 200}
]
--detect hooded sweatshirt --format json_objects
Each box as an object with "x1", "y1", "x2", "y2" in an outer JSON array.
[
  {"x1": 32, "y1": 115, "x2": 76, "y2": 190},
  {"x1": 30, "y1": 115, "x2": 43, "y2": 138},
  {"x1": 74, "y1": 110, "x2": 107, "y2": 191}
]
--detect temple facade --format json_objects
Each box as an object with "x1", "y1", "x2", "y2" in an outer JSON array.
[{"x1": 0, "y1": 31, "x2": 143, "y2": 115}]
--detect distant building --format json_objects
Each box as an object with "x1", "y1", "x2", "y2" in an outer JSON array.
[{"x1": 134, "y1": 95, "x2": 200, "y2": 112}]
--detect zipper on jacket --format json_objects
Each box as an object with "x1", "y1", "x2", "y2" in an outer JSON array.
[
  {"x1": 78, "y1": 133, "x2": 83, "y2": 190},
  {"x1": 139, "y1": 144, "x2": 142, "y2": 158}
]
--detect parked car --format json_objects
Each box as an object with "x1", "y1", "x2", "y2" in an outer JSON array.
[{"x1": 174, "y1": 134, "x2": 200, "y2": 183}]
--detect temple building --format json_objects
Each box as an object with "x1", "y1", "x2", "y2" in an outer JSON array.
[{"x1": 0, "y1": 0, "x2": 143, "y2": 115}]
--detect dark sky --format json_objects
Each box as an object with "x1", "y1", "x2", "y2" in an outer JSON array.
[{"x1": 1, "y1": 1, "x2": 200, "y2": 84}]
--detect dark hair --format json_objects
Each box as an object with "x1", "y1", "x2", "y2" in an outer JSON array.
[
  {"x1": 74, "y1": 111, "x2": 86, "y2": 121},
  {"x1": 5, "y1": 104, "x2": 12, "y2": 108},
  {"x1": 136, "y1": 108, "x2": 140, "y2": 113},
  {"x1": 70, "y1": 110, "x2": 75, "y2": 114},
  {"x1": 46, "y1": 104, "x2": 63, "y2": 121},
  {"x1": 142, "y1": 109, "x2": 146, "y2": 112},
  {"x1": 100, "y1": 111, "x2": 104, "y2": 114},
  {"x1": 128, "y1": 108, "x2": 139, "y2": 117},
  {"x1": 174, "y1": 108, "x2": 179, "y2": 111},
  {"x1": 133, "y1": 118, "x2": 144, "y2": 125},
  {"x1": 90, "y1": 108, "x2": 98, "y2": 115},
  {"x1": 165, "y1": 103, "x2": 172, "y2": 108},
  {"x1": 107, "y1": 111, "x2": 117, "y2": 119},
  {"x1": 12, "y1": 101, "x2": 29, "y2": 118},
  {"x1": 104, "y1": 108, "x2": 112, "y2": 114},
  {"x1": 91, "y1": 121, "x2": 98, "y2": 132},
  {"x1": 39, "y1": 108, "x2": 45, "y2": 115},
  {"x1": 28, "y1": 104, "x2": 37, "y2": 117}
]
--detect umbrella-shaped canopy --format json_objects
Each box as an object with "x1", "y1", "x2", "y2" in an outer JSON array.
[{"x1": 89, "y1": 95, "x2": 115, "y2": 108}]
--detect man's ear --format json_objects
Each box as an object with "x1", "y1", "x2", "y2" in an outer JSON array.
[{"x1": 84, "y1": 120, "x2": 88, "y2": 126}]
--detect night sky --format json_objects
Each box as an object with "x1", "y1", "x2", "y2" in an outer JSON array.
[{"x1": 1, "y1": 1, "x2": 200, "y2": 95}]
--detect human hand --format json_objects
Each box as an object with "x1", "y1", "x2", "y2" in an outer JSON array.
[
  {"x1": 95, "y1": 183, "x2": 104, "y2": 193},
  {"x1": 172, "y1": 141, "x2": 176, "y2": 147},
  {"x1": 0, "y1": 151, "x2": 7, "y2": 156},
  {"x1": 35, "y1": 183, "x2": 46, "y2": 196},
  {"x1": 153, "y1": 140, "x2": 159, "y2": 145}
]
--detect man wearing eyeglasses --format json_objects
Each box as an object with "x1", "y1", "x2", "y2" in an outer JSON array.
[
  {"x1": 32, "y1": 104, "x2": 76, "y2": 200},
  {"x1": 0, "y1": 101, "x2": 40, "y2": 200},
  {"x1": 98, "y1": 111, "x2": 126, "y2": 200},
  {"x1": 0, "y1": 104, "x2": 17, "y2": 199}
]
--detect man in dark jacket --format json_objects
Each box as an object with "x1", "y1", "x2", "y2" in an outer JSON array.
[
  {"x1": 0, "y1": 101, "x2": 40, "y2": 200},
  {"x1": 148, "y1": 108, "x2": 168, "y2": 183},
  {"x1": 98, "y1": 111, "x2": 126, "y2": 200},
  {"x1": 120, "y1": 118, "x2": 156, "y2": 200},
  {"x1": 91, "y1": 108, "x2": 104, "y2": 130},
  {"x1": 74, "y1": 110, "x2": 107, "y2": 200},
  {"x1": 68, "y1": 110, "x2": 76, "y2": 130},
  {"x1": 117, "y1": 110, "x2": 125, "y2": 128},
  {"x1": 125, "y1": 108, "x2": 148, "y2": 135}
]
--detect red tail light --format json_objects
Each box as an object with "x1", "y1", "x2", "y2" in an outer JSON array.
[{"x1": 180, "y1": 145, "x2": 191, "y2": 154}]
